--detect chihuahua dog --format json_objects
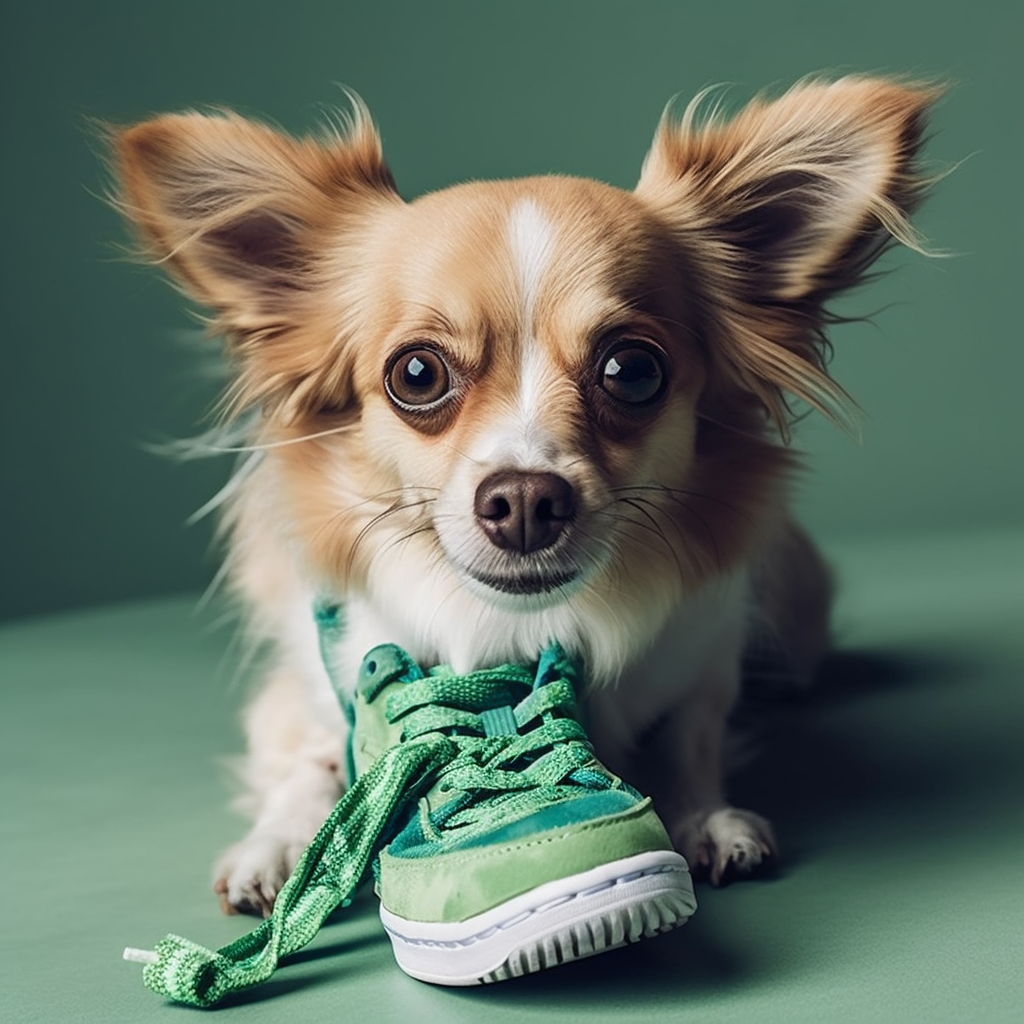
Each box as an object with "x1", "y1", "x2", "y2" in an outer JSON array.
[{"x1": 111, "y1": 76, "x2": 936, "y2": 914}]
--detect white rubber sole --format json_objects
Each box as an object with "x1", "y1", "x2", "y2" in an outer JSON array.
[{"x1": 379, "y1": 849, "x2": 695, "y2": 985}]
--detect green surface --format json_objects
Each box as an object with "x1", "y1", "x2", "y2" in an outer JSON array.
[
  {"x1": 3, "y1": 529, "x2": 1023, "y2": 1022},
  {"x1": 3, "y1": 0, "x2": 1022, "y2": 621}
]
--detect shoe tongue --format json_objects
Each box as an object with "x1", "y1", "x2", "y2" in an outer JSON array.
[
  {"x1": 478, "y1": 704, "x2": 519, "y2": 737},
  {"x1": 532, "y1": 642, "x2": 579, "y2": 691}
]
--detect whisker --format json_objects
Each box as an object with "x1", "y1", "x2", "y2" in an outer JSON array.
[
  {"x1": 436, "y1": 438, "x2": 485, "y2": 468},
  {"x1": 376, "y1": 523, "x2": 438, "y2": 561},
  {"x1": 345, "y1": 497, "x2": 438, "y2": 577},
  {"x1": 559, "y1": 454, "x2": 590, "y2": 474},
  {"x1": 188, "y1": 422, "x2": 358, "y2": 455},
  {"x1": 609, "y1": 483, "x2": 752, "y2": 525},
  {"x1": 620, "y1": 490, "x2": 721, "y2": 575},
  {"x1": 311, "y1": 486, "x2": 440, "y2": 533},
  {"x1": 598, "y1": 500, "x2": 685, "y2": 585},
  {"x1": 599, "y1": 494, "x2": 717, "y2": 586},
  {"x1": 694, "y1": 410, "x2": 775, "y2": 444},
  {"x1": 594, "y1": 508, "x2": 666, "y2": 549},
  {"x1": 618, "y1": 495, "x2": 692, "y2": 547}
]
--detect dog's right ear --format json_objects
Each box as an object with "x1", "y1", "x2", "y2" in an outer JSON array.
[{"x1": 109, "y1": 103, "x2": 399, "y2": 414}]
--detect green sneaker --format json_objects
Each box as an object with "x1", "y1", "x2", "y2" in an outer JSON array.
[
  {"x1": 124, "y1": 620, "x2": 695, "y2": 1005},
  {"x1": 343, "y1": 639, "x2": 696, "y2": 985}
]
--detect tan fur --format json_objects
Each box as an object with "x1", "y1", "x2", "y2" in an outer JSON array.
[
  {"x1": 637, "y1": 76, "x2": 939, "y2": 434},
  {"x1": 110, "y1": 76, "x2": 938, "y2": 908}
]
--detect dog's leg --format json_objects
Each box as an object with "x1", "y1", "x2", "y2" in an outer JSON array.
[
  {"x1": 650, "y1": 663, "x2": 776, "y2": 886},
  {"x1": 746, "y1": 520, "x2": 834, "y2": 697},
  {"x1": 213, "y1": 665, "x2": 344, "y2": 916}
]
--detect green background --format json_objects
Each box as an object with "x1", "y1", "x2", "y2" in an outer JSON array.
[{"x1": 2, "y1": 0, "x2": 1021, "y2": 621}]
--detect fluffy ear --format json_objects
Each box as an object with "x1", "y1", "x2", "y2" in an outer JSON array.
[
  {"x1": 109, "y1": 105, "x2": 399, "y2": 414},
  {"x1": 636, "y1": 76, "x2": 941, "y2": 430}
]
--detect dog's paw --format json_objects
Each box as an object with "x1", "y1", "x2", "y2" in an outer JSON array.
[
  {"x1": 673, "y1": 807, "x2": 776, "y2": 886},
  {"x1": 213, "y1": 831, "x2": 312, "y2": 917}
]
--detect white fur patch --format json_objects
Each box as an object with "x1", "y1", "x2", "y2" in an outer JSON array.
[
  {"x1": 508, "y1": 198, "x2": 555, "y2": 326},
  {"x1": 508, "y1": 200, "x2": 557, "y2": 421}
]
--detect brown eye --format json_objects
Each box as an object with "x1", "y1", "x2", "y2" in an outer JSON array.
[
  {"x1": 385, "y1": 347, "x2": 452, "y2": 409},
  {"x1": 599, "y1": 342, "x2": 667, "y2": 405}
]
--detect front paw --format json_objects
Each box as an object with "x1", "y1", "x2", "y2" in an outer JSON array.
[
  {"x1": 673, "y1": 807, "x2": 776, "y2": 886},
  {"x1": 213, "y1": 831, "x2": 313, "y2": 917}
]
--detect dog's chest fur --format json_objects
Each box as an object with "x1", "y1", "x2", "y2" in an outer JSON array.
[{"x1": 285, "y1": 558, "x2": 751, "y2": 778}]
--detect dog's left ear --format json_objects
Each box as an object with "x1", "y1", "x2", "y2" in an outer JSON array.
[{"x1": 636, "y1": 77, "x2": 941, "y2": 429}]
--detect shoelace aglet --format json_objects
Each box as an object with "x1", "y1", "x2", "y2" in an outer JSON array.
[{"x1": 123, "y1": 947, "x2": 158, "y2": 965}]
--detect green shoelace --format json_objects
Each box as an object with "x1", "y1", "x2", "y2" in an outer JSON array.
[{"x1": 124, "y1": 645, "x2": 612, "y2": 1007}]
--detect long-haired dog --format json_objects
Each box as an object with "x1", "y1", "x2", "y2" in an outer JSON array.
[{"x1": 110, "y1": 76, "x2": 938, "y2": 914}]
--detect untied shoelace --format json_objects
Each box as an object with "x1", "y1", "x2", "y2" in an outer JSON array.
[{"x1": 124, "y1": 657, "x2": 602, "y2": 1007}]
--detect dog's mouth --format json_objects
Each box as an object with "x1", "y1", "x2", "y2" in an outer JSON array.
[{"x1": 464, "y1": 564, "x2": 580, "y2": 596}]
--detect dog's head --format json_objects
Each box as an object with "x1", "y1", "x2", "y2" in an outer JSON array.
[{"x1": 112, "y1": 78, "x2": 936, "y2": 673}]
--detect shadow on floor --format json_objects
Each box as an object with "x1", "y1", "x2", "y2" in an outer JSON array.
[{"x1": 729, "y1": 647, "x2": 985, "y2": 858}]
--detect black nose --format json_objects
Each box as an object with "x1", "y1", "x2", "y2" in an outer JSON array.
[{"x1": 474, "y1": 471, "x2": 576, "y2": 554}]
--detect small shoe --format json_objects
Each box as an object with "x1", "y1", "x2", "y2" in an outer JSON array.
[
  {"x1": 343, "y1": 641, "x2": 696, "y2": 985},
  {"x1": 125, "y1": 619, "x2": 695, "y2": 1006}
]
